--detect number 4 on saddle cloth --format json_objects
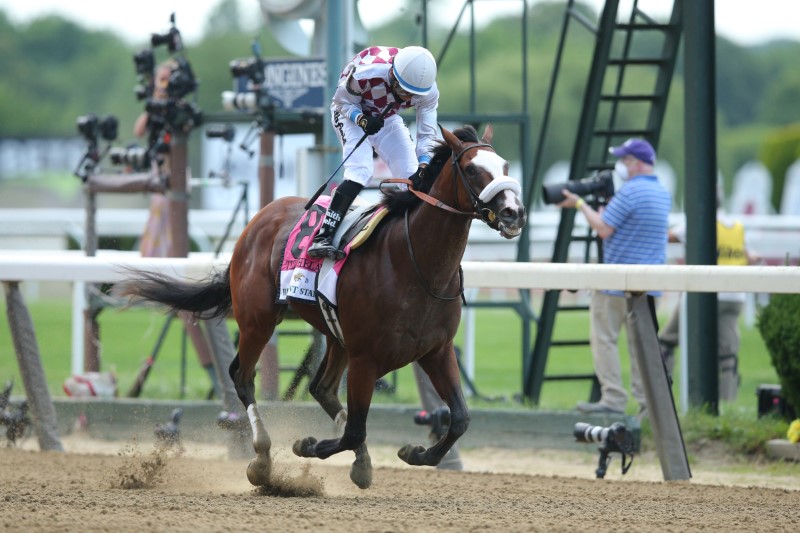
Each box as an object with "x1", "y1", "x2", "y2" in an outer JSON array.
[{"x1": 278, "y1": 195, "x2": 389, "y2": 344}]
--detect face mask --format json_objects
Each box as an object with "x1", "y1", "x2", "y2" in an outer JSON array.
[{"x1": 614, "y1": 160, "x2": 629, "y2": 180}]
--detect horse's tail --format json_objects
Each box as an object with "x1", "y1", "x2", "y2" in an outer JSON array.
[{"x1": 115, "y1": 266, "x2": 232, "y2": 320}]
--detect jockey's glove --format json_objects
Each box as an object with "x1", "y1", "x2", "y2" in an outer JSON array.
[
  {"x1": 408, "y1": 165, "x2": 427, "y2": 188},
  {"x1": 356, "y1": 114, "x2": 384, "y2": 135}
]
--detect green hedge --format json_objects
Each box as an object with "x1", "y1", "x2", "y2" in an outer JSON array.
[
  {"x1": 759, "y1": 124, "x2": 800, "y2": 211},
  {"x1": 757, "y1": 293, "x2": 800, "y2": 415}
]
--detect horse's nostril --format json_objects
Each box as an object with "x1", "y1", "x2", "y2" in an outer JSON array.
[{"x1": 499, "y1": 206, "x2": 521, "y2": 222}]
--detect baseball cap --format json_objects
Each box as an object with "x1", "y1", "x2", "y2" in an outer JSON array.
[{"x1": 609, "y1": 138, "x2": 656, "y2": 165}]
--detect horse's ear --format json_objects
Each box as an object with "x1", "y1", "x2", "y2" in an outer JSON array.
[
  {"x1": 441, "y1": 126, "x2": 464, "y2": 153},
  {"x1": 481, "y1": 123, "x2": 494, "y2": 144}
]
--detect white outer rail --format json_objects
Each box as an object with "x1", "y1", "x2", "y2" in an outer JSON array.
[
  {"x1": 1, "y1": 251, "x2": 797, "y2": 397},
  {"x1": 1, "y1": 251, "x2": 797, "y2": 292}
]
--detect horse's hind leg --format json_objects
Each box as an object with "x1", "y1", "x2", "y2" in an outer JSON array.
[
  {"x1": 398, "y1": 343, "x2": 470, "y2": 467},
  {"x1": 293, "y1": 349, "x2": 376, "y2": 483},
  {"x1": 229, "y1": 310, "x2": 282, "y2": 486},
  {"x1": 294, "y1": 340, "x2": 372, "y2": 489}
]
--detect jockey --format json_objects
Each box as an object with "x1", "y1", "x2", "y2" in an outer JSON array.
[{"x1": 307, "y1": 45, "x2": 439, "y2": 260}]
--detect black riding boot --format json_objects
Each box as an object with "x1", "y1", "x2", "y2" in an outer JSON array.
[{"x1": 307, "y1": 180, "x2": 363, "y2": 260}]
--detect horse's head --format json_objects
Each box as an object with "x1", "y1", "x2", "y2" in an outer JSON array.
[{"x1": 442, "y1": 125, "x2": 527, "y2": 239}]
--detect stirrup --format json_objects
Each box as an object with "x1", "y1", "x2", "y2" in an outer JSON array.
[{"x1": 307, "y1": 239, "x2": 345, "y2": 260}]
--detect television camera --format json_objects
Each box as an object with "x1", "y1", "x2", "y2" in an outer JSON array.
[
  {"x1": 574, "y1": 421, "x2": 636, "y2": 479},
  {"x1": 0, "y1": 381, "x2": 32, "y2": 446},
  {"x1": 73, "y1": 113, "x2": 119, "y2": 181},
  {"x1": 541, "y1": 170, "x2": 615, "y2": 206}
]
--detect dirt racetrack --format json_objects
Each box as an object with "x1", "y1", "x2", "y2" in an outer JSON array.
[{"x1": 1, "y1": 435, "x2": 799, "y2": 533}]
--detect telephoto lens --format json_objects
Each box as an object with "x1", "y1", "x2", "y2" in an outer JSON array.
[
  {"x1": 221, "y1": 91, "x2": 258, "y2": 112},
  {"x1": 574, "y1": 422, "x2": 611, "y2": 444},
  {"x1": 109, "y1": 146, "x2": 149, "y2": 169},
  {"x1": 541, "y1": 170, "x2": 615, "y2": 205}
]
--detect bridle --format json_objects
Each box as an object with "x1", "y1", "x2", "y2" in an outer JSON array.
[{"x1": 384, "y1": 141, "x2": 520, "y2": 230}]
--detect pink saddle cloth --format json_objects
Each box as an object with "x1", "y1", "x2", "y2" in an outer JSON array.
[{"x1": 278, "y1": 196, "x2": 386, "y2": 306}]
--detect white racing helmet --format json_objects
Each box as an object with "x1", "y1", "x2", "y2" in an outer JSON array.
[{"x1": 392, "y1": 46, "x2": 437, "y2": 96}]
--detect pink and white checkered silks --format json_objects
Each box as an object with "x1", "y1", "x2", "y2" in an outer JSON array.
[{"x1": 330, "y1": 46, "x2": 440, "y2": 186}]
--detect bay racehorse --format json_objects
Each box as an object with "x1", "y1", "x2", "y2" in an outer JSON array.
[{"x1": 116, "y1": 124, "x2": 526, "y2": 489}]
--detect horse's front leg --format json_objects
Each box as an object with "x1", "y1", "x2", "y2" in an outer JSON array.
[
  {"x1": 293, "y1": 358, "x2": 375, "y2": 466},
  {"x1": 398, "y1": 345, "x2": 470, "y2": 467}
]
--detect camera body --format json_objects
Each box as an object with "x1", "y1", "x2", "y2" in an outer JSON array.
[
  {"x1": 145, "y1": 98, "x2": 202, "y2": 133},
  {"x1": 166, "y1": 57, "x2": 198, "y2": 100},
  {"x1": 230, "y1": 57, "x2": 266, "y2": 86},
  {"x1": 151, "y1": 25, "x2": 182, "y2": 53},
  {"x1": 205, "y1": 124, "x2": 236, "y2": 143},
  {"x1": 542, "y1": 170, "x2": 615, "y2": 205},
  {"x1": 74, "y1": 113, "x2": 119, "y2": 181},
  {"x1": 76, "y1": 113, "x2": 119, "y2": 145}
]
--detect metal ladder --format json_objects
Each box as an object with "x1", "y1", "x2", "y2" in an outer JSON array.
[{"x1": 523, "y1": 0, "x2": 682, "y2": 404}]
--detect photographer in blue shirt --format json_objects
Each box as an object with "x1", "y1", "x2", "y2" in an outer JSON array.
[{"x1": 558, "y1": 139, "x2": 671, "y2": 418}]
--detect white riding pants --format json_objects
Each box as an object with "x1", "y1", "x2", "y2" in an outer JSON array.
[{"x1": 330, "y1": 110, "x2": 418, "y2": 186}]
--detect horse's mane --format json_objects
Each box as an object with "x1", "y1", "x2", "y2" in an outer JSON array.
[{"x1": 379, "y1": 125, "x2": 480, "y2": 215}]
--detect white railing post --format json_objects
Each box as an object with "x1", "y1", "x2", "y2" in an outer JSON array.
[{"x1": 71, "y1": 281, "x2": 85, "y2": 376}]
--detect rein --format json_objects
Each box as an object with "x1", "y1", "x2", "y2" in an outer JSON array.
[
  {"x1": 380, "y1": 141, "x2": 496, "y2": 219},
  {"x1": 381, "y1": 140, "x2": 505, "y2": 303},
  {"x1": 388, "y1": 143, "x2": 496, "y2": 303},
  {"x1": 381, "y1": 178, "x2": 476, "y2": 217},
  {"x1": 404, "y1": 209, "x2": 466, "y2": 303}
]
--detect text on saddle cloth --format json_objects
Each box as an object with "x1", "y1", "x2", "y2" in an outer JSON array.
[{"x1": 278, "y1": 195, "x2": 389, "y2": 306}]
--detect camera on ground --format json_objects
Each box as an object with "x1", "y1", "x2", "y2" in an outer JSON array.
[
  {"x1": 413, "y1": 407, "x2": 451, "y2": 439},
  {"x1": 542, "y1": 170, "x2": 614, "y2": 205},
  {"x1": 574, "y1": 421, "x2": 636, "y2": 479}
]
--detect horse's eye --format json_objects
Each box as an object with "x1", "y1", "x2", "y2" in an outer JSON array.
[{"x1": 466, "y1": 165, "x2": 477, "y2": 177}]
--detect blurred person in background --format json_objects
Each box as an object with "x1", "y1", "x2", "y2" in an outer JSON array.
[{"x1": 658, "y1": 190, "x2": 760, "y2": 401}]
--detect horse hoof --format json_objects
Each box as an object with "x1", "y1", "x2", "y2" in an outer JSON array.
[
  {"x1": 397, "y1": 444, "x2": 426, "y2": 466},
  {"x1": 350, "y1": 453, "x2": 373, "y2": 489},
  {"x1": 246, "y1": 455, "x2": 272, "y2": 486},
  {"x1": 292, "y1": 437, "x2": 317, "y2": 458}
]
